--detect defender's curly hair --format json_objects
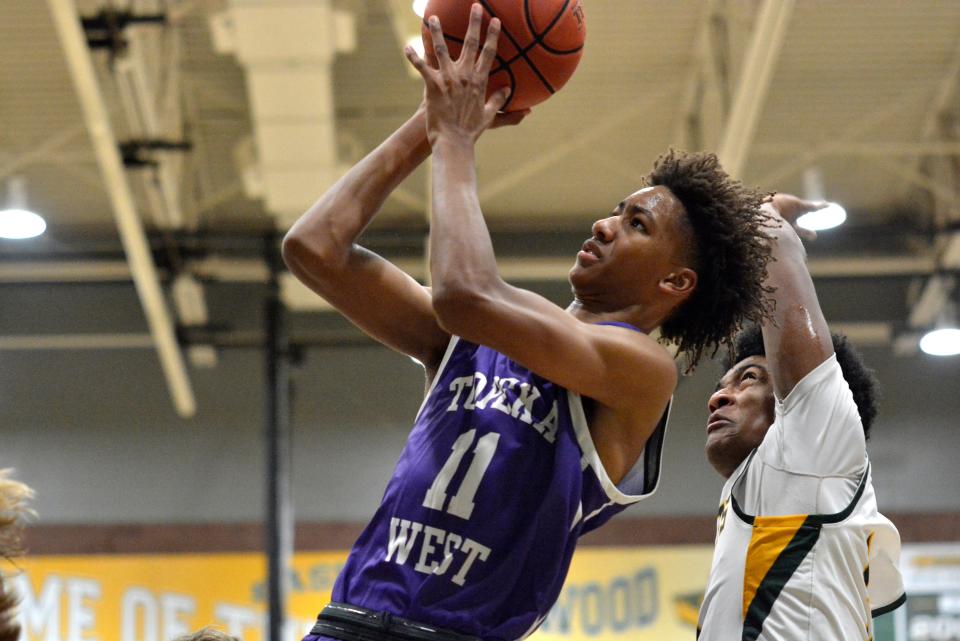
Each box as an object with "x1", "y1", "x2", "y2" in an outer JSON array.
[
  {"x1": 645, "y1": 150, "x2": 774, "y2": 369},
  {"x1": 722, "y1": 326, "x2": 880, "y2": 438}
]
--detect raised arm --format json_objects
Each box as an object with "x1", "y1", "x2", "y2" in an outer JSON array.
[
  {"x1": 282, "y1": 109, "x2": 452, "y2": 370},
  {"x1": 405, "y1": 8, "x2": 678, "y2": 414},
  {"x1": 760, "y1": 194, "x2": 833, "y2": 399}
]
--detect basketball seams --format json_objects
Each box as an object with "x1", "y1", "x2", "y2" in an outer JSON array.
[
  {"x1": 527, "y1": 0, "x2": 570, "y2": 40},
  {"x1": 475, "y1": 0, "x2": 528, "y2": 65},
  {"x1": 535, "y1": 36, "x2": 584, "y2": 56},
  {"x1": 513, "y1": 0, "x2": 583, "y2": 90},
  {"x1": 476, "y1": 0, "x2": 556, "y2": 94},
  {"x1": 499, "y1": 64, "x2": 518, "y2": 111},
  {"x1": 423, "y1": 0, "x2": 583, "y2": 109},
  {"x1": 522, "y1": 0, "x2": 584, "y2": 56}
]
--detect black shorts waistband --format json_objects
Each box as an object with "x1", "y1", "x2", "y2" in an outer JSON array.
[{"x1": 311, "y1": 602, "x2": 482, "y2": 641}]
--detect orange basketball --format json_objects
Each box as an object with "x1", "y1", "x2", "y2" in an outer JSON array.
[{"x1": 421, "y1": 0, "x2": 586, "y2": 112}]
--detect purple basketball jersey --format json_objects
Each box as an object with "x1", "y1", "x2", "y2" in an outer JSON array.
[{"x1": 326, "y1": 332, "x2": 669, "y2": 640}]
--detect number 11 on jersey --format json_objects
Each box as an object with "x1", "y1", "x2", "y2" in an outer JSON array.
[{"x1": 423, "y1": 429, "x2": 501, "y2": 520}]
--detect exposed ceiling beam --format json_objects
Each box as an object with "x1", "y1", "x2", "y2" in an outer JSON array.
[
  {"x1": 46, "y1": 0, "x2": 196, "y2": 418},
  {"x1": 0, "y1": 261, "x2": 133, "y2": 282},
  {"x1": 754, "y1": 93, "x2": 918, "y2": 188},
  {"x1": 0, "y1": 151, "x2": 95, "y2": 166},
  {"x1": 716, "y1": 0, "x2": 794, "y2": 178},
  {"x1": 477, "y1": 83, "x2": 681, "y2": 203},
  {"x1": 113, "y1": 15, "x2": 186, "y2": 228},
  {"x1": 908, "y1": 274, "x2": 955, "y2": 328},
  {"x1": 921, "y1": 36, "x2": 960, "y2": 141},
  {"x1": 0, "y1": 253, "x2": 937, "y2": 285},
  {"x1": 0, "y1": 321, "x2": 897, "y2": 352},
  {"x1": 805, "y1": 255, "x2": 936, "y2": 278},
  {"x1": 826, "y1": 322, "x2": 893, "y2": 347},
  {"x1": 670, "y1": 0, "x2": 722, "y2": 151},
  {"x1": 941, "y1": 233, "x2": 960, "y2": 269},
  {"x1": 0, "y1": 123, "x2": 89, "y2": 181},
  {"x1": 898, "y1": 37, "x2": 960, "y2": 352},
  {"x1": 0, "y1": 322, "x2": 894, "y2": 353},
  {"x1": 0, "y1": 334, "x2": 155, "y2": 350},
  {"x1": 752, "y1": 141, "x2": 960, "y2": 157},
  {"x1": 866, "y1": 156, "x2": 957, "y2": 204}
]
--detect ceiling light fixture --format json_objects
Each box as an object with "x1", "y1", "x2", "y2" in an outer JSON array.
[
  {"x1": 920, "y1": 300, "x2": 960, "y2": 357},
  {"x1": 412, "y1": 0, "x2": 428, "y2": 18},
  {"x1": 920, "y1": 328, "x2": 960, "y2": 356},
  {"x1": 0, "y1": 177, "x2": 46, "y2": 240},
  {"x1": 797, "y1": 202, "x2": 847, "y2": 232},
  {"x1": 798, "y1": 166, "x2": 846, "y2": 232}
]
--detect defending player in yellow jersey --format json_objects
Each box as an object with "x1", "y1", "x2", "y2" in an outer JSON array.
[{"x1": 697, "y1": 195, "x2": 906, "y2": 641}]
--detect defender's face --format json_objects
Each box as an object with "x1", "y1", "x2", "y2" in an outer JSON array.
[
  {"x1": 705, "y1": 356, "x2": 776, "y2": 478},
  {"x1": 569, "y1": 185, "x2": 693, "y2": 308}
]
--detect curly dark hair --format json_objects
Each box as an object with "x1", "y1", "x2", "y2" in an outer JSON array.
[
  {"x1": 645, "y1": 150, "x2": 775, "y2": 369},
  {"x1": 722, "y1": 325, "x2": 880, "y2": 438}
]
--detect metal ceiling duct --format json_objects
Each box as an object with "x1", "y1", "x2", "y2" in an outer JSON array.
[{"x1": 209, "y1": 0, "x2": 355, "y2": 226}]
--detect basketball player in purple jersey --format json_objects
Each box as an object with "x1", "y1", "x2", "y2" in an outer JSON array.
[{"x1": 284, "y1": 6, "x2": 773, "y2": 641}]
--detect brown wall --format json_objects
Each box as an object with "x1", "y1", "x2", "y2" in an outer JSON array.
[{"x1": 24, "y1": 512, "x2": 960, "y2": 555}]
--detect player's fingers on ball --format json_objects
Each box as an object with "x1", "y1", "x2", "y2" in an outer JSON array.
[
  {"x1": 424, "y1": 40, "x2": 439, "y2": 69},
  {"x1": 427, "y1": 16, "x2": 454, "y2": 71},
  {"x1": 476, "y1": 17, "x2": 501, "y2": 75},
  {"x1": 462, "y1": 3, "x2": 483, "y2": 62},
  {"x1": 420, "y1": 32, "x2": 440, "y2": 69}
]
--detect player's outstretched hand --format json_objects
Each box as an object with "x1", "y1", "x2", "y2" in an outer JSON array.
[
  {"x1": 405, "y1": 3, "x2": 510, "y2": 146},
  {"x1": 762, "y1": 193, "x2": 827, "y2": 242}
]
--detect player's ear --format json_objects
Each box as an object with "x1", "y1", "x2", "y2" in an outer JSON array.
[{"x1": 659, "y1": 267, "x2": 697, "y2": 300}]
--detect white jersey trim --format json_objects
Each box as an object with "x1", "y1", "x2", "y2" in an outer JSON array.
[
  {"x1": 414, "y1": 335, "x2": 460, "y2": 423},
  {"x1": 873, "y1": 592, "x2": 907, "y2": 618},
  {"x1": 566, "y1": 391, "x2": 669, "y2": 506},
  {"x1": 730, "y1": 451, "x2": 871, "y2": 526}
]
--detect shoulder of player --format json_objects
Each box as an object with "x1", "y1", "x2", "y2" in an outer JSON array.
[
  {"x1": 583, "y1": 323, "x2": 678, "y2": 406},
  {"x1": 777, "y1": 352, "x2": 842, "y2": 409}
]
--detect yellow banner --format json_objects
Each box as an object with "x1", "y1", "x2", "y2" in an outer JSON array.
[
  {"x1": 536, "y1": 546, "x2": 708, "y2": 640},
  {"x1": 13, "y1": 546, "x2": 712, "y2": 641}
]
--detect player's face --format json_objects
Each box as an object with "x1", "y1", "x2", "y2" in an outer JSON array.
[
  {"x1": 705, "y1": 356, "x2": 776, "y2": 478},
  {"x1": 569, "y1": 185, "x2": 695, "y2": 311}
]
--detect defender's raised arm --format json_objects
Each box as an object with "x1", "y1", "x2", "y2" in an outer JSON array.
[{"x1": 760, "y1": 194, "x2": 833, "y2": 399}]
